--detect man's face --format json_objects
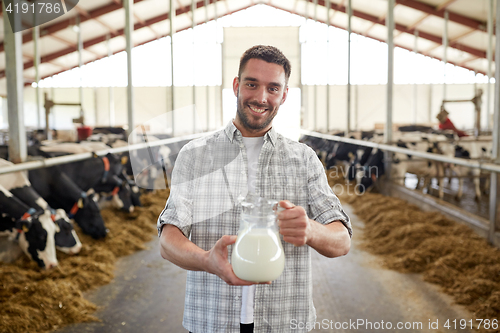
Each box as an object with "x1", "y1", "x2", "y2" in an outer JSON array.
[{"x1": 233, "y1": 58, "x2": 288, "y2": 137}]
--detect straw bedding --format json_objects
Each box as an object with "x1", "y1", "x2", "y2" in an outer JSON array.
[
  {"x1": 0, "y1": 189, "x2": 169, "y2": 333},
  {"x1": 332, "y1": 171, "x2": 500, "y2": 333}
]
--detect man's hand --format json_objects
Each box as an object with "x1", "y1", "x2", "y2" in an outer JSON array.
[
  {"x1": 277, "y1": 200, "x2": 312, "y2": 247},
  {"x1": 205, "y1": 235, "x2": 268, "y2": 286}
]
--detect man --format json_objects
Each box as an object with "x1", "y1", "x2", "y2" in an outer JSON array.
[{"x1": 158, "y1": 45, "x2": 352, "y2": 333}]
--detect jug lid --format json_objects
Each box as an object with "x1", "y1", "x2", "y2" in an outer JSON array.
[{"x1": 238, "y1": 193, "x2": 278, "y2": 216}]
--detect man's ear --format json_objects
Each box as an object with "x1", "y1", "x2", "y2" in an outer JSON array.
[
  {"x1": 280, "y1": 86, "x2": 289, "y2": 105},
  {"x1": 233, "y1": 77, "x2": 240, "y2": 97}
]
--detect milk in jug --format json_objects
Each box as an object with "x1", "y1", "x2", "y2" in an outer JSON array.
[{"x1": 231, "y1": 194, "x2": 285, "y2": 282}]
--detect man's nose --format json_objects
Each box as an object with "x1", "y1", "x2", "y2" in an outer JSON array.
[{"x1": 255, "y1": 87, "x2": 268, "y2": 105}]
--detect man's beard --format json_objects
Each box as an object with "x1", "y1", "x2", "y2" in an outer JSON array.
[{"x1": 236, "y1": 95, "x2": 277, "y2": 132}]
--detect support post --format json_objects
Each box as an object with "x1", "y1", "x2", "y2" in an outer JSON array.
[
  {"x1": 326, "y1": 0, "x2": 330, "y2": 133},
  {"x1": 347, "y1": 0, "x2": 352, "y2": 134},
  {"x1": 77, "y1": 15, "x2": 84, "y2": 123},
  {"x1": 205, "y1": 0, "x2": 209, "y2": 131},
  {"x1": 33, "y1": 25, "x2": 41, "y2": 128},
  {"x1": 385, "y1": 0, "x2": 394, "y2": 144},
  {"x1": 107, "y1": 34, "x2": 115, "y2": 126},
  {"x1": 384, "y1": 0, "x2": 395, "y2": 181},
  {"x1": 413, "y1": 30, "x2": 418, "y2": 124},
  {"x1": 486, "y1": 0, "x2": 494, "y2": 131},
  {"x1": 125, "y1": 0, "x2": 135, "y2": 136},
  {"x1": 443, "y1": 10, "x2": 448, "y2": 100},
  {"x1": 489, "y1": 0, "x2": 500, "y2": 245},
  {"x1": 3, "y1": 3, "x2": 26, "y2": 163},
  {"x1": 192, "y1": 0, "x2": 196, "y2": 133}
]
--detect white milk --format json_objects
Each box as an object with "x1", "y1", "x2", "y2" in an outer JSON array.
[{"x1": 231, "y1": 228, "x2": 285, "y2": 282}]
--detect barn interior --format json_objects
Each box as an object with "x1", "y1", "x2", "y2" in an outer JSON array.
[{"x1": 1, "y1": 0, "x2": 500, "y2": 332}]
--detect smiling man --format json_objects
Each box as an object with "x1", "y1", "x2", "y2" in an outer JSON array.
[{"x1": 158, "y1": 45, "x2": 352, "y2": 333}]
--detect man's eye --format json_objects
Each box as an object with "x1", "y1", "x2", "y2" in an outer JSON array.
[{"x1": 246, "y1": 83, "x2": 255, "y2": 88}]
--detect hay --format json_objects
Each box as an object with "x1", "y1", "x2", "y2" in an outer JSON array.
[
  {"x1": 0, "y1": 189, "x2": 169, "y2": 333},
  {"x1": 329, "y1": 170, "x2": 500, "y2": 332}
]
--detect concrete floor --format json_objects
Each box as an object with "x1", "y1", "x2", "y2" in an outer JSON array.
[{"x1": 53, "y1": 204, "x2": 474, "y2": 333}]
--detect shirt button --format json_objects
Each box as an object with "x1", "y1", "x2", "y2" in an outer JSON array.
[{"x1": 241, "y1": 171, "x2": 245, "y2": 175}]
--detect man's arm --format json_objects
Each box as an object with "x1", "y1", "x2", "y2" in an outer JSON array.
[
  {"x1": 277, "y1": 200, "x2": 351, "y2": 258},
  {"x1": 159, "y1": 224, "x2": 264, "y2": 285}
]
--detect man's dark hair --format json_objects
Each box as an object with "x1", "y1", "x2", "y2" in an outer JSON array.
[{"x1": 238, "y1": 45, "x2": 291, "y2": 84}]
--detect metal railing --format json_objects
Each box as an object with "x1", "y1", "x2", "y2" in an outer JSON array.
[
  {"x1": 0, "y1": 131, "x2": 214, "y2": 175},
  {"x1": 300, "y1": 130, "x2": 500, "y2": 173}
]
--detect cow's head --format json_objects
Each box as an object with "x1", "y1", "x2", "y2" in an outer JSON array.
[
  {"x1": 16, "y1": 210, "x2": 59, "y2": 269},
  {"x1": 52, "y1": 209, "x2": 82, "y2": 254},
  {"x1": 72, "y1": 194, "x2": 108, "y2": 239}
]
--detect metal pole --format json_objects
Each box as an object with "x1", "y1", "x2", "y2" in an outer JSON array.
[
  {"x1": 428, "y1": 84, "x2": 433, "y2": 122},
  {"x1": 77, "y1": 15, "x2": 84, "y2": 123},
  {"x1": 192, "y1": 0, "x2": 196, "y2": 134},
  {"x1": 489, "y1": 0, "x2": 500, "y2": 245},
  {"x1": 326, "y1": 0, "x2": 330, "y2": 133},
  {"x1": 0, "y1": 132, "x2": 213, "y2": 175},
  {"x1": 125, "y1": 0, "x2": 135, "y2": 136},
  {"x1": 385, "y1": 0, "x2": 395, "y2": 181},
  {"x1": 94, "y1": 87, "x2": 98, "y2": 126},
  {"x1": 106, "y1": 34, "x2": 115, "y2": 126},
  {"x1": 413, "y1": 30, "x2": 418, "y2": 125},
  {"x1": 170, "y1": 0, "x2": 175, "y2": 135},
  {"x1": 300, "y1": 130, "x2": 500, "y2": 173},
  {"x1": 313, "y1": 0, "x2": 317, "y2": 131},
  {"x1": 205, "y1": 0, "x2": 209, "y2": 131},
  {"x1": 385, "y1": 0, "x2": 394, "y2": 144},
  {"x1": 347, "y1": 0, "x2": 352, "y2": 134},
  {"x1": 214, "y1": 0, "x2": 220, "y2": 127},
  {"x1": 354, "y1": 84, "x2": 358, "y2": 130},
  {"x1": 474, "y1": 70, "x2": 479, "y2": 137},
  {"x1": 34, "y1": 25, "x2": 41, "y2": 129},
  {"x1": 486, "y1": 0, "x2": 494, "y2": 131},
  {"x1": 443, "y1": 10, "x2": 448, "y2": 100},
  {"x1": 3, "y1": 3, "x2": 26, "y2": 163}
]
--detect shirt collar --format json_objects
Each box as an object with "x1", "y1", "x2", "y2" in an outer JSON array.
[{"x1": 224, "y1": 120, "x2": 277, "y2": 147}]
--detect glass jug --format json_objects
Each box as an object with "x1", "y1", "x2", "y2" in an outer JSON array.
[{"x1": 231, "y1": 193, "x2": 285, "y2": 282}]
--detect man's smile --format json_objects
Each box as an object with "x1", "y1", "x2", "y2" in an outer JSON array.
[{"x1": 248, "y1": 104, "x2": 268, "y2": 114}]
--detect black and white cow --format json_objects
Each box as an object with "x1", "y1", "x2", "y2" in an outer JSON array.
[
  {"x1": 28, "y1": 165, "x2": 108, "y2": 239},
  {"x1": 0, "y1": 184, "x2": 58, "y2": 268},
  {"x1": 35, "y1": 144, "x2": 135, "y2": 212},
  {"x1": 0, "y1": 158, "x2": 82, "y2": 254}
]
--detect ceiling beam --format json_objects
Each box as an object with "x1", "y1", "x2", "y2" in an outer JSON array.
[
  {"x1": 436, "y1": 0, "x2": 457, "y2": 11},
  {"x1": 10, "y1": 1, "x2": 488, "y2": 84},
  {"x1": 0, "y1": 0, "x2": 147, "y2": 53},
  {"x1": 457, "y1": 55, "x2": 479, "y2": 67},
  {"x1": 363, "y1": 22, "x2": 377, "y2": 36},
  {"x1": 1, "y1": 0, "x2": 222, "y2": 80},
  {"x1": 72, "y1": 3, "x2": 120, "y2": 36},
  {"x1": 271, "y1": 0, "x2": 486, "y2": 75},
  {"x1": 22, "y1": 2, "x2": 251, "y2": 86},
  {"x1": 314, "y1": 0, "x2": 486, "y2": 58},
  {"x1": 407, "y1": 12, "x2": 429, "y2": 30},
  {"x1": 394, "y1": 0, "x2": 486, "y2": 31},
  {"x1": 48, "y1": 34, "x2": 101, "y2": 58}
]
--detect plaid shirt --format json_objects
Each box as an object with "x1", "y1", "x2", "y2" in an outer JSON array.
[{"x1": 158, "y1": 121, "x2": 351, "y2": 333}]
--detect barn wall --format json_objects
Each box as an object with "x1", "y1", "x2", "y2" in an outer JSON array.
[
  {"x1": 12, "y1": 86, "x2": 223, "y2": 136},
  {"x1": 8, "y1": 82, "x2": 494, "y2": 135},
  {"x1": 303, "y1": 83, "x2": 494, "y2": 132}
]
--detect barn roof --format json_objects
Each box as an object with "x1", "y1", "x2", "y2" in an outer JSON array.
[{"x1": 0, "y1": 0, "x2": 496, "y2": 91}]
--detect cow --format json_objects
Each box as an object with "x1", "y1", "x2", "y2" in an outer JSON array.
[
  {"x1": 0, "y1": 159, "x2": 82, "y2": 254},
  {"x1": 34, "y1": 144, "x2": 135, "y2": 212},
  {"x1": 28, "y1": 165, "x2": 107, "y2": 239},
  {"x1": 442, "y1": 138, "x2": 492, "y2": 200},
  {"x1": 0, "y1": 185, "x2": 58, "y2": 268}
]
